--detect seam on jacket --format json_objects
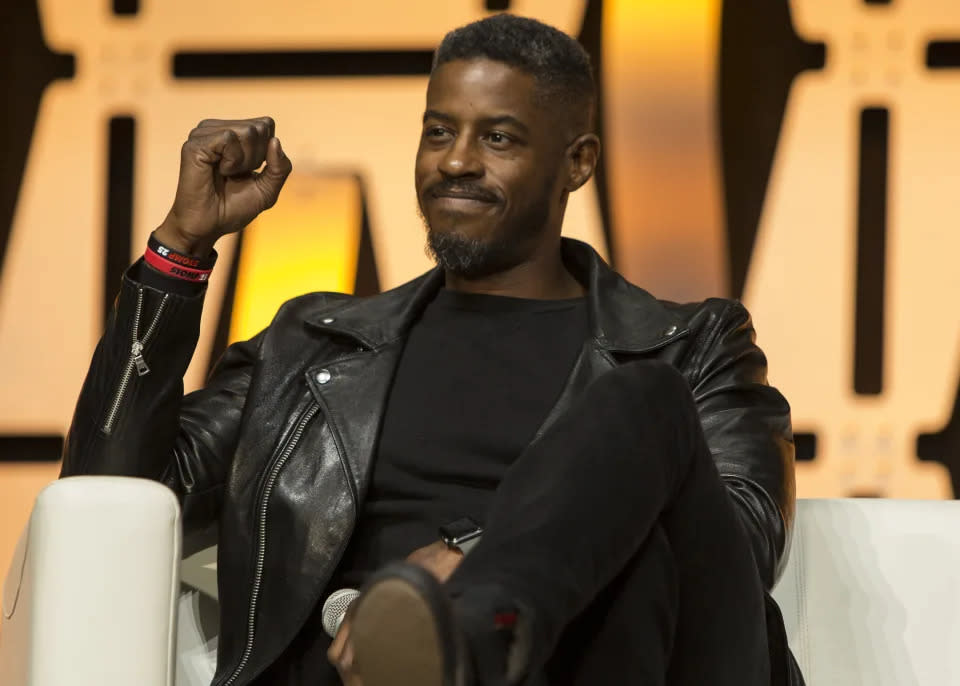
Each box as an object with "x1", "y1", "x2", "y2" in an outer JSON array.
[
  {"x1": 690, "y1": 299, "x2": 738, "y2": 388},
  {"x1": 720, "y1": 469, "x2": 789, "y2": 584},
  {"x1": 310, "y1": 392, "x2": 361, "y2": 513}
]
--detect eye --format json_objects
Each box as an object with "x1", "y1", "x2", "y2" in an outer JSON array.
[
  {"x1": 485, "y1": 131, "x2": 512, "y2": 146},
  {"x1": 424, "y1": 126, "x2": 451, "y2": 139}
]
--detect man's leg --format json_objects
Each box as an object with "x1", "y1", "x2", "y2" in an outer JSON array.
[
  {"x1": 540, "y1": 523, "x2": 678, "y2": 686},
  {"x1": 447, "y1": 360, "x2": 770, "y2": 685}
]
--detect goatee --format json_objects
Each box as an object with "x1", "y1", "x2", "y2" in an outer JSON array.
[{"x1": 425, "y1": 229, "x2": 520, "y2": 279}]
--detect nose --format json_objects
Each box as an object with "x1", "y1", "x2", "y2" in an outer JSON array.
[{"x1": 438, "y1": 135, "x2": 483, "y2": 179}]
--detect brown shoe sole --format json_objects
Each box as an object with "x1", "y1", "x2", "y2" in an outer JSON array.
[{"x1": 350, "y1": 564, "x2": 460, "y2": 686}]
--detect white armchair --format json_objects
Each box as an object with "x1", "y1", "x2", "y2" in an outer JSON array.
[
  {"x1": 0, "y1": 476, "x2": 183, "y2": 686},
  {"x1": 772, "y1": 498, "x2": 960, "y2": 685},
  {"x1": 4, "y1": 480, "x2": 960, "y2": 685}
]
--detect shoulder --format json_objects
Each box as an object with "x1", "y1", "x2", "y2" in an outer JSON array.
[
  {"x1": 272, "y1": 290, "x2": 358, "y2": 321},
  {"x1": 658, "y1": 297, "x2": 753, "y2": 337}
]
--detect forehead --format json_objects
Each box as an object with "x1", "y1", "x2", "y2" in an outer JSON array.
[{"x1": 425, "y1": 58, "x2": 541, "y2": 122}]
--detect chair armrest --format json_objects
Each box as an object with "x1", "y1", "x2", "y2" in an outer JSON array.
[{"x1": 0, "y1": 476, "x2": 182, "y2": 686}]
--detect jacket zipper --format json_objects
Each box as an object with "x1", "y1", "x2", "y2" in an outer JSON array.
[
  {"x1": 222, "y1": 402, "x2": 321, "y2": 686},
  {"x1": 101, "y1": 289, "x2": 170, "y2": 434}
]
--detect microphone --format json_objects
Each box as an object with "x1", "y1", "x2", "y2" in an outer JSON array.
[{"x1": 322, "y1": 588, "x2": 360, "y2": 638}]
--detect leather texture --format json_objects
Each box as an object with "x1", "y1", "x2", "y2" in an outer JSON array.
[
  {"x1": 772, "y1": 499, "x2": 960, "y2": 686},
  {"x1": 61, "y1": 238, "x2": 796, "y2": 686},
  {"x1": 0, "y1": 476, "x2": 181, "y2": 686}
]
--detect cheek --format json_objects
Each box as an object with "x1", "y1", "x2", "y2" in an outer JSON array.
[
  {"x1": 505, "y1": 173, "x2": 549, "y2": 211},
  {"x1": 414, "y1": 147, "x2": 432, "y2": 185}
]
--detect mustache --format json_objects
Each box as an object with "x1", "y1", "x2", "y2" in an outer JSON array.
[{"x1": 427, "y1": 181, "x2": 499, "y2": 203}]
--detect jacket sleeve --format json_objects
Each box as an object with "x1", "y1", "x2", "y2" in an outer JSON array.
[
  {"x1": 690, "y1": 300, "x2": 796, "y2": 589},
  {"x1": 61, "y1": 264, "x2": 260, "y2": 534}
]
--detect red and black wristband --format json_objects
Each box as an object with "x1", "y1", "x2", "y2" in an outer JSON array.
[{"x1": 145, "y1": 234, "x2": 217, "y2": 282}]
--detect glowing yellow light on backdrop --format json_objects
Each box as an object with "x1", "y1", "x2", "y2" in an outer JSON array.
[
  {"x1": 602, "y1": 0, "x2": 727, "y2": 301},
  {"x1": 229, "y1": 175, "x2": 362, "y2": 343}
]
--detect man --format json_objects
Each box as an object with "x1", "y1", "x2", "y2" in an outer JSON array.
[{"x1": 62, "y1": 14, "x2": 800, "y2": 686}]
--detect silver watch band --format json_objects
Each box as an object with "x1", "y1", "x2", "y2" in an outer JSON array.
[{"x1": 455, "y1": 535, "x2": 482, "y2": 556}]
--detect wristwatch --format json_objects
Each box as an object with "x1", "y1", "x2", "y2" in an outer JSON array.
[{"x1": 439, "y1": 517, "x2": 484, "y2": 556}]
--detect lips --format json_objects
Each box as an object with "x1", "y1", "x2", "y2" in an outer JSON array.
[
  {"x1": 434, "y1": 192, "x2": 495, "y2": 202},
  {"x1": 431, "y1": 195, "x2": 498, "y2": 215},
  {"x1": 428, "y1": 183, "x2": 499, "y2": 204}
]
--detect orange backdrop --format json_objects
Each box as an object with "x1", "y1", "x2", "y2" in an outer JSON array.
[{"x1": 1, "y1": 0, "x2": 959, "y2": 578}]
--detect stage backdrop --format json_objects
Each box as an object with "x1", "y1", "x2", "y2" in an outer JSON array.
[{"x1": 1, "y1": 0, "x2": 959, "y2": 574}]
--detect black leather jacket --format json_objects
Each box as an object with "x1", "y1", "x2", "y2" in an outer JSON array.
[{"x1": 62, "y1": 239, "x2": 797, "y2": 686}]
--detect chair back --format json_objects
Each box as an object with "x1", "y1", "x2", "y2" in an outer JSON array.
[{"x1": 772, "y1": 498, "x2": 960, "y2": 685}]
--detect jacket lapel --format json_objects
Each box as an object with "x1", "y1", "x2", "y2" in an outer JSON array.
[
  {"x1": 305, "y1": 343, "x2": 403, "y2": 503},
  {"x1": 302, "y1": 267, "x2": 445, "y2": 502},
  {"x1": 533, "y1": 240, "x2": 693, "y2": 436}
]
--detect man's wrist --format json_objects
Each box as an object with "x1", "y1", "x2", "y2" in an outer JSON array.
[
  {"x1": 145, "y1": 232, "x2": 217, "y2": 283},
  {"x1": 152, "y1": 221, "x2": 218, "y2": 259}
]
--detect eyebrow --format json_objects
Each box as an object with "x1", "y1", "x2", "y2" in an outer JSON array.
[{"x1": 422, "y1": 110, "x2": 530, "y2": 135}]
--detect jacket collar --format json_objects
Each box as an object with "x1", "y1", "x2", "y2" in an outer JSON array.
[{"x1": 305, "y1": 238, "x2": 689, "y2": 353}]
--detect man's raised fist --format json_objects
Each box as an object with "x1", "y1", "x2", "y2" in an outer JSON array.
[{"x1": 154, "y1": 116, "x2": 293, "y2": 257}]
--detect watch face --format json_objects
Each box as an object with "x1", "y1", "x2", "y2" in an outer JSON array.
[{"x1": 440, "y1": 517, "x2": 482, "y2": 544}]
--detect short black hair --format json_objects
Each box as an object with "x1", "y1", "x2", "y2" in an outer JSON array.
[{"x1": 433, "y1": 14, "x2": 596, "y2": 132}]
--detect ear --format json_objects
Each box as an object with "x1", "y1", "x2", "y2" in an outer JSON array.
[{"x1": 564, "y1": 133, "x2": 601, "y2": 192}]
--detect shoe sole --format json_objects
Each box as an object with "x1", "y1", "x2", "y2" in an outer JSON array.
[{"x1": 351, "y1": 564, "x2": 459, "y2": 686}]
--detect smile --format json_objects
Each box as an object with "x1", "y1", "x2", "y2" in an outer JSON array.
[{"x1": 431, "y1": 195, "x2": 498, "y2": 211}]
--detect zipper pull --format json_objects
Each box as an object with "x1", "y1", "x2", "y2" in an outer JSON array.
[{"x1": 131, "y1": 340, "x2": 150, "y2": 376}]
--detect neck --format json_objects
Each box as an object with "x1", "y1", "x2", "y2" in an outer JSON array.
[{"x1": 443, "y1": 242, "x2": 585, "y2": 299}]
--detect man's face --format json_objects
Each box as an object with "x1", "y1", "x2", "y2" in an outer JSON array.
[{"x1": 415, "y1": 58, "x2": 568, "y2": 278}]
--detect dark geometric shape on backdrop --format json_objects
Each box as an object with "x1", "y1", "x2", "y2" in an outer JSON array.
[
  {"x1": 0, "y1": 0, "x2": 74, "y2": 463},
  {"x1": 206, "y1": 231, "x2": 245, "y2": 378},
  {"x1": 854, "y1": 107, "x2": 889, "y2": 396},
  {"x1": 927, "y1": 41, "x2": 960, "y2": 69},
  {"x1": 0, "y1": 435, "x2": 63, "y2": 463},
  {"x1": 718, "y1": 0, "x2": 826, "y2": 301},
  {"x1": 0, "y1": 1, "x2": 75, "y2": 276},
  {"x1": 576, "y1": 0, "x2": 616, "y2": 268},
  {"x1": 113, "y1": 0, "x2": 140, "y2": 15},
  {"x1": 105, "y1": 116, "x2": 136, "y2": 325},
  {"x1": 173, "y1": 51, "x2": 435, "y2": 79},
  {"x1": 794, "y1": 433, "x2": 817, "y2": 462},
  {"x1": 919, "y1": 388, "x2": 960, "y2": 498},
  {"x1": 354, "y1": 179, "x2": 381, "y2": 298}
]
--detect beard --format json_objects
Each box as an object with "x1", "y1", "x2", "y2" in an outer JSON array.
[
  {"x1": 419, "y1": 194, "x2": 553, "y2": 280},
  {"x1": 425, "y1": 229, "x2": 520, "y2": 279}
]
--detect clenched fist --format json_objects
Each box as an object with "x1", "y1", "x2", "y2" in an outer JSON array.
[{"x1": 154, "y1": 116, "x2": 293, "y2": 257}]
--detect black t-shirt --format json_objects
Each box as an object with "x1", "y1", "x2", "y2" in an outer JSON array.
[{"x1": 331, "y1": 288, "x2": 588, "y2": 588}]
